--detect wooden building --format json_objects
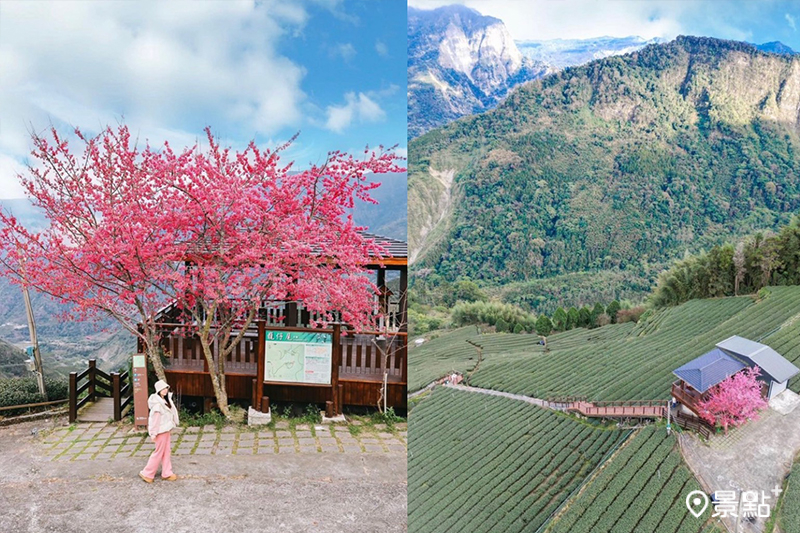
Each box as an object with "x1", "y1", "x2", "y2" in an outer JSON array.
[
  {"x1": 672, "y1": 336, "x2": 799, "y2": 417},
  {"x1": 141, "y1": 233, "x2": 408, "y2": 413}
]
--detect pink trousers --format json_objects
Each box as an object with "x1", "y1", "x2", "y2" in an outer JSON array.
[{"x1": 141, "y1": 432, "x2": 173, "y2": 479}]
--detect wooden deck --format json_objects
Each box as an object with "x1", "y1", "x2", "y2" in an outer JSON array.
[
  {"x1": 566, "y1": 400, "x2": 667, "y2": 419},
  {"x1": 77, "y1": 397, "x2": 115, "y2": 423}
]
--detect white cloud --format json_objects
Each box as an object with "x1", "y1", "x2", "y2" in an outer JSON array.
[
  {"x1": 408, "y1": 0, "x2": 687, "y2": 40},
  {"x1": 0, "y1": 0, "x2": 311, "y2": 198},
  {"x1": 375, "y1": 40, "x2": 389, "y2": 57},
  {"x1": 331, "y1": 42, "x2": 357, "y2": 62},
  {"x1": 0, "y1": 154, "x2": 28, "y2": 199},
  {"x1": 787, "y1": 13, "x2": 797, "y2": 31},
  {"x1": 325, "y1": 92, "x2": 386, "y2": 133}
]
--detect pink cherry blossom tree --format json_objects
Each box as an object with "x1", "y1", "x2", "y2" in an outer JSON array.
[
  {"x1": 697, "y1": 366, "x2": 769, "y2": 434},
  {"x1": 0, "y1": 125, "x2": 404, "y2": 417}
]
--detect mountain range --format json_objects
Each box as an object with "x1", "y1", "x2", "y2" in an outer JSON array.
[
  {"x1": 408, "y1": 5, "x2": 549, "y2": 138},
  {"x1": 409, "y1": 35, "x2": 800, "y2": 312},
  {"x1": 408, "y1": 4, "x2": 798, "y2": 140}
]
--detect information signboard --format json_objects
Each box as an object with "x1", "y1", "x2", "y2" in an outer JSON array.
[
  {"x1": 264, "y1": 330, "x2": 333, "y2": 385},
  {"x1": 132, "y1": 354, "x2": 149, "y2": 428}
]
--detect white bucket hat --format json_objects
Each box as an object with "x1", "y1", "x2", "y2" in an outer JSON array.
[{"x1": 154, "y1": 380, "x2": 169, "y2": 393}]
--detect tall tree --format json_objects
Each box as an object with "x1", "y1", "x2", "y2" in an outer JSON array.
[
  {"x1": 0, "y1": 125, "x2": 404, "y2": 417},
  {"x1": 605, "y1": 300, "x2": 621, "y2": 324},
  {"x1": 535, "y1": 315, "x2": 552, "y2": 336},
  {"x1": 590, "y1": 302, "x2": 605, "y2": 327},
  {"x1": 565, "y1": 307, "x2": 579, "y2": 330},
  {"x1": 552, "y1": 307, "x2": 567, "y2": 331},
  {"x1": 733, "y1": 241, "x2": 746, "y2": 296}
]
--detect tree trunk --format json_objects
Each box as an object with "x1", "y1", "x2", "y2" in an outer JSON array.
[
  {"x1": 199, "y1": 337, "x2": 231, "y2": 418},
  {"x1": 144, "y1": 334, "x2": 167, "y2": 382}
]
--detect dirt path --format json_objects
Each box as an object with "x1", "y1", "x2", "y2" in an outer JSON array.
[{"x1": 0, "y1": 419, "x2": 407, "y2": 533}]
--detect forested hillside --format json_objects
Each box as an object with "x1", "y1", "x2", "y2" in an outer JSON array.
[
  {"x1": 410, "y1": 36, "x2": 800, "y2": 310},
  {"x1": 0, "y1": 338, "x2": 26, "y2": 379}
]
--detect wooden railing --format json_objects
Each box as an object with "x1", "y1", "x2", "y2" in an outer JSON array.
[
  {"x1": 340, "y1": 333, "x2": 406, "y2": 383},
  {"x1": 157, "y1": 327, "x2": 259, "y2": 374},
  {"x1": 671, "y1": 380, "x2": 705, "y2": 417},
  {"x1": 69, "y1": 360, "x2": 132, "y2": 423},
  {"x1": 674, "y1": 410, "x2": 714, "y2": 439},
  {"x1": 565, "y1": 400, "x2": 667, "y2": 419},
  {"x1": 157, "y1": 326, "x2": 407, "y2": 383},
  {"x1": 258, "y1": 300, "x2": 404, "y2": 333}
]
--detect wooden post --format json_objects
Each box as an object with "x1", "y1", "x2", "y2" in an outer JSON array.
[
  {"x1": 256, "y1": 320, "x2": 265, "y2": 412},
  {"x1": 22, "y1": 285, "x2": 46, "y2": 398},
  {"x1": 400, "y1": 341, "x2": 408, "y2": 384},
  {"x1": 338, "y1": 384, "x2": 344, "y2": 415},
  {"x1": 325, "y1": 401, "x2": 334, "y2": 418},
  {"x1": 261, "y1": 396, "x2": 270, "y2": 414},
  {"x1": 251, "y1": 378, "x2": 258, "y2": 411},
  {"x1": 285, "y1": 302, "x2": 298, "y2": 327},
  {"x1": 112, "y1": 372, "x2": 121, "y2": 421},
  {"x1": 399, "y1": 267, "x2": 407, "y2": 332},
  {"x1": 377, "y1": 268, "x2": 387, "y2": 328},
  {"x1": 331, "y1": 324, "x2": 341, "y2": 415},
  {"x1": 69, "y1": 372, "x2": 77, "y2": 423},
  {"x1": 88, "y1": 360, "x2": 96, "y2": 402}
]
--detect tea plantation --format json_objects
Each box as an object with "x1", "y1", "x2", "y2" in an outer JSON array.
[
  {"x1": 545, "y1": 426, "x2": 723, "y2": 533},
  {"x1": 408, "y1": 387, "x2": 626, "y2": 532},
  {"x1": 410, "y1": 286, "x2": 800, "y2": 400},
  {"x1": 408, "y1": 389, "x2": 726, "y2": 533},
  {"x1": 406, "y1": 289, "x2": 800, "y2": 532}
]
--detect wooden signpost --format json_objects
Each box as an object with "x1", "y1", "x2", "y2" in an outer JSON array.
[{"x1": 132, "y1": 354, "x2": 149, "y2": 428}]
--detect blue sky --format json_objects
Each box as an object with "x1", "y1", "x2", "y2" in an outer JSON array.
[
  {"x1": 410, "y1": 0, "x2": 800, "y2": 50},
  {"x1": 0, "y1": 0, "x2": 406, "y2": 199}
]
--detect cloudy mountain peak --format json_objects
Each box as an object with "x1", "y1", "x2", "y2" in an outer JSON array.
[{"x1": 408, "y1": 5, "x2": 548, "y2": 138}]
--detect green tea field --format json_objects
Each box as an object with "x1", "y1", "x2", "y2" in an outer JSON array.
[
  {"x1": 408, "y1": 388, "x2": 626, "y2": 533},
  {"x1": 545, "y1": 426, "x2": 722, "y2": 533},
  {"x1": 410, "y1": 287, "x2": 800, "y2": 400},
  {"x1": 408, "y1": 389, "x2": 725, "y2": 533}
]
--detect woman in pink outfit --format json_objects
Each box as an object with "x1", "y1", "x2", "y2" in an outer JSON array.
[{"x1": 139, "y1": 379, "x2": 180, "y2": 483}]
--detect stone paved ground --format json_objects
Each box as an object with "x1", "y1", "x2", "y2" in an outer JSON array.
[
  {"x1": 679, "y1": 397, "x2": 800, "y2": 533},
  {"x1": 38, "y1": 419, "x2": 407, "y2": 461},
  {"x1": 0, "y1": 417, "x2": 407, "y2": 533}
]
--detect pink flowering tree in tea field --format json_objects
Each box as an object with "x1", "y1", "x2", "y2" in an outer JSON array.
[
  {"x1": 697, "y1": 366, "x2": 769, "y2": 434},
  {"x1": 0, "y1": 125, "x2": 404, "y2": 417}
]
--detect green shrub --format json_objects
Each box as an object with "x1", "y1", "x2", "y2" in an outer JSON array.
[
  {"x1": 0, "y1": 376, "x2": 68, "y2": 415},
  {"x1": 451, "y1": 300, "x2": 535, "y2": 329},
  {"x1": 513, "y1": 323, "x2": 524, "y2": 334},
  {"x1": 779, "y1": 460, "x2": 800, "y2": 532},
  {"x1": 495, "y1": 318, "x2": 508, "y2": 332}
]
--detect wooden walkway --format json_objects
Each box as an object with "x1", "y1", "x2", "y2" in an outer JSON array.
[
  {"x1": 77, "y1": 397, "x2": 115, "y2": 423},
  {"x1": 566, "y1": 401, "x2": 666, "y2": 419},
  {"x1": 433, "y1": 384, "x2": 667, "y2": 420}
]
